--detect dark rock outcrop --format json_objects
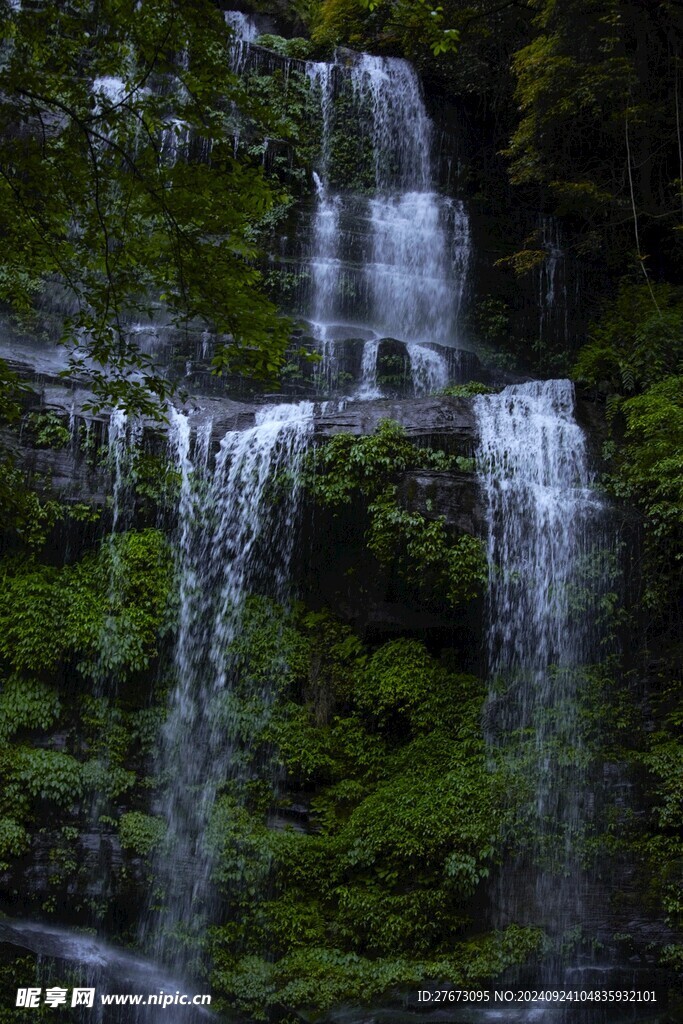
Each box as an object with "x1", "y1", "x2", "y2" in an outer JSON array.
[
  {"x1": 315, "y1": 395, "x2": 476, "y2": 451},
  {"x1": 397, "y1": 469, "x2": 482, "y2": 535}
]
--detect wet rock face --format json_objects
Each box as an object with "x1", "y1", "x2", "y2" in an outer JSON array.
[
  {"x1": 9, "y1": 360, "x2": 481, "y2": 507},
  {"x1": 315, "y1": 394, "x2": 476, "y2": 449},
  {"x1": 397, "y1": 470, "x2": 482, "y2": 536},
  {"x1": 279, "y1": 336, "x2": 490, "y2": 399},
  {"x1": 0, "y1": 827, "x2": 147, "y2": 929}
]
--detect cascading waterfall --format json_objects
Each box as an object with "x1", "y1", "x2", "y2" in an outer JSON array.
[
  {"x1": 306, "y1": 62, "x2": 344, "y2": 348},
  {"x1": 407, "y1": 343, "x2": 450, "y2": 396},
  {"x1": 143, "y1": 402, "x2": 314, "y2": 971},
  {"x1": 356, "y1": 339, "x2": 381, "y2": 399},
  {"x1": 348, "y1": 54, "x2": 432, "y2": 191},
  {"x1": 475, "y1": 380, "x2": 607, "y2": 960},
  {"x1": 1, "y1": 21, "x2": 665, "y2": 1019},
  {"x1": 537, "y1": 216, "x2": 569, "y2": 357},
  {"x1": 305, "y1": 53, "x2": 470, "y2": 394},
  {"x1": 364, "y1": 192, "x2": 470, "y2": 345},
  {"x1": 224, "y1": 10, "x2": 258, "y2": 72},
  {"x1": 108, "y1": 408, "x2": 142, "y2": 537},
  {"x1": 309, "y1": 171, "x2": 342, "y2": 327}
]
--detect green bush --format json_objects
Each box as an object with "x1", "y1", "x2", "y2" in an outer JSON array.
[
  {"x1": 356, "y1": 638, "x2": 438, "y2": 721},
  {"x1": 0, "y1": 678, "x2": 60, "y2": 740},
  {"x1": 307, "y1": 423, "x2": 486, "y2": 607},
  {"x1": 201, "y1": 602, "x2": 516, "y2": 1018},
  {"x1": 3, "y1": 747, "x2": 83, "y2": 807},
  {"x1": 256, "y1": 35, "x2": 315, "y2": 60},
  {"x1": 441, "y1": 381, "x2": 494, "y2": 397},
  {"x1": 574, "y1": 283, "x2": 683, "y2": 395},
  {"x1": 367, "y1": 488, "x2": 487, "y2": 606},
  {"x1": 118, "y1": 811, "x2": 166, "y2": 856},
  {"x1": 0, "y1": 816, "x2": 30, "y2": 868}
]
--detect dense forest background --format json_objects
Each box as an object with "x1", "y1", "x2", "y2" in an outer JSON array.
[{"x1": 0, "y1": 0, "x2": 682, "y2": 1021}]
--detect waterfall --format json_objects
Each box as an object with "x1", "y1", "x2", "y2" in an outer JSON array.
[
  {"x1": 537, "y1": 216, "x2": 568, "y2": 357},
  {"x1": 309, "y1": 172, "x2": 342, "y2": 326},
  {"x1": 365, "y1": 192, "x2": 466, "y2": 344},
  {"x1": 107, "y1": 408, "x2": 142, "y2": 536},
  {"x1": 347, "y1": 54, "x2": 432, "y2": 191},
  {"x1": 304, "y1": 53, "x2": 470, "y2": 391},
  {"x1": 225, "y1": 10, "x2": 258, "y2": 72},
  {"x1": 475, "y1": 380, "x2": 606, "y2": 950},
  {"x1": 224, "y1": 10, "x2": 258, "y2": 42},
  {"x1": 143, "y1": 403, "x2": 314, "y2": 971},
  {"x1": 356, "y1": 339, "x2": 381, "y2": 399},
  {"x1": 407, "y1": 343, "x2": 449, "y2": 396},
  {"x1": 108, "y1": 408, "x2": 129, "y2": 537},
  {"x1": 307, "y1": 63, "x2": 336, "y2": 175}
]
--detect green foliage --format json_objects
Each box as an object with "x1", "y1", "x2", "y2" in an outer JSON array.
[
  {"x1": 1, "y1": 747, "x2": 83, "y2": 808},
  {"x1": 255, "y1": 35, "x2": 315, "y2": 60},
  {"x1": 214, "y1": 929, "x2": 542, "y2": 1019},
  {"x1": 0, "y1": 563, "x2": 65, "y2": 671},
  {"x1": 356, "y1": 638, "x2": 438, "y2": 720},
  {"x1": 506, "y1": 2, "x2": 635, "y2": 190},
  {"x1": 0, "y1": 359, "x2": 29, "y2": 424},
  {"x1": 574, "y1": 286, "x2": 683, "y2": 684},
  {"x1": 0, "y1": 526, "x2": 172, "y2": 888},
  {"x1": 0, "y1": 413, "x2": 102, "y2": 545},
  {"x1": 0, "y1": 466, "x2": 66, "y2": 550},
  {"x1": 308, "y1": 0, "x2": 370, "y2": 50},
  {"x1": 0, "y1": 816, "x2": 30, "y2": 869},
  {"x1": 574, "y1": 283, "x2": 683, "y2": 395},
  {"x1": 67, "y1": 529, "x2": 174, "y2": 680},
  {"x1": 199, "y1": 600, "x2": 522, "y2": 1018},
  {"x1": 0, "y1": 0, "x2": 292, "y2": 414},
  {"x1": 470, "y1": 298, "x2": 510, "y2": 347},
  {"x1": 616, "y1": 377, "x2": 683, "y2": 547},
  {"x1": 117, "y1": 451, "x2": 181, "y2": 511},
  {"x1": 239, "y1": 64, "x2": 321, "y2": 191},
  {"x1": 576, "y1": 295, "x2": 683, "y2": 965},
  {"x1": 207, "y1": 795, "x2": 274, "y2": 898},
  {"x1": 367, "y1": 488, "x2": 487, "y2": 606},
  {"x1": 306, "y1": 422, "x2": 485, "y2": 607},
  {"x1": 25, "y1": 412, "x2": 72, "y2": 449},
  {"x1": 0, "y1": 678, "x2": 60, "y2": 740},
  {"x1": 235, "y1": 925, "x2": 540, "y2": 1019},
  {"x1": 495, "y1": 248, "x2": 548, "y2": 276},
  {"x1": 229, "y1": 597, "x2": 312, "y2": 697},
  {"x1": 310, "y1": 0, "x2": 459, "y2": 57},
  {"x1": 636, "y1": 738, "x2": 683, "y2": 929},
  {"x1": 440, "y1": 381, "x2": 493, "y2": 397},
  {"x1": 118, "y1": 812, "x2": 166, "y2": 857},
  {"x1": 0, "y1": 529, "x2": 173, "y2": 681},
  {"x1": 305, "y1": 420, "x2": 442, "y2": 506}
]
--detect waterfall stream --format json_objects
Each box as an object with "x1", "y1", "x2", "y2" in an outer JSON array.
[
  {"x1": 141, "y1": 404, "x2": 314, "y2": 972},
  {"x1": 474, "y1": 381, "x2": 619, "y2": 1003},
  {"x1": 305, "y1": 53, "x2": 469, "y2": 393},
  {"x1": 476, "y1": 381, "x2": 596, "y2": 931}
]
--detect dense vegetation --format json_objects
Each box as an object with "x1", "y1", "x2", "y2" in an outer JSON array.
[{"x1": 0, "y1": 0, "x2": 682, "y2": 1020}]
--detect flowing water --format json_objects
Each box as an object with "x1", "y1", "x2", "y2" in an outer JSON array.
[
  {"x1": 407, "y1": 343, "x2": 451, "y2": 396},
  {"x1": 141, "y1": 403, "x2": 314, "y2": 972},
  {"x1": 224, "y1": 11, "x2": 259, "y2": 72},
  {"x1": 0, "y1": 919, "x2": 218, "y2": 1024},
  {"x1": 473, "y1": 382, "x2": 634, "y2": 1016},
  {"x1": 536, "y1": 217, "x2": 569, "y2": 363},
  {"x1": 304, "y1": 53, "x2": 470, "y2": 392}
]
